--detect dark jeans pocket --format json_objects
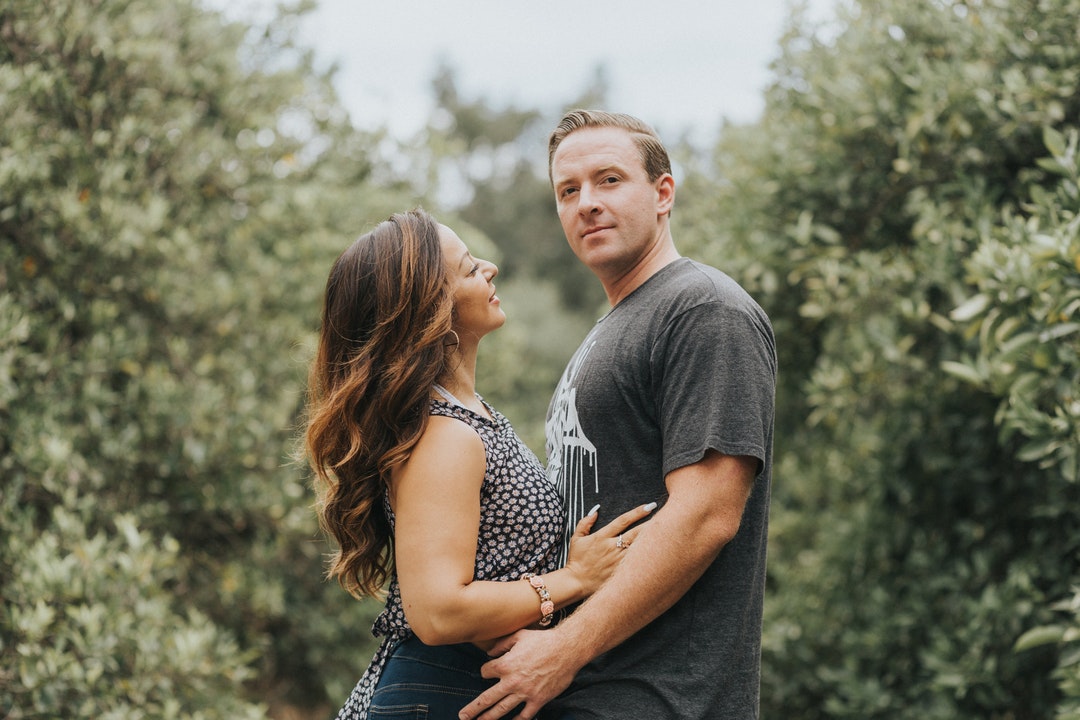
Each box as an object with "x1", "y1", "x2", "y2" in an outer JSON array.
[
  {"x1": 371, "y1": 682, "x2": 477, "y2": 719},
  {"x1": 371, "y1": 638, "x2": 496, "y2": 719},
  {"x1": 369, "y1": 703, "x2": 428, "y2": 719}
]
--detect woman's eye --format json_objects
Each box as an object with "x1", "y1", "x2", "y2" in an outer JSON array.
[{"x1": 467, "y1": 263, "x2": 479, "y2": 276}]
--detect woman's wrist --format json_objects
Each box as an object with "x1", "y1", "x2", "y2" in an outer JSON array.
[
  {"x1": 546, "y1": 566, "x2": 590, "y2": 607},
  {"x1": 521, "y1": 573, "x2": 555, "y2": 627}
]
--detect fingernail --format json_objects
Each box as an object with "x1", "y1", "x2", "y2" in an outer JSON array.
[
  {"x1": 643, "y1": 502, "x2": 657, "y2": 512},
  {"x1": 587, "y1": 504, "x2": 600, "y2": 516}
]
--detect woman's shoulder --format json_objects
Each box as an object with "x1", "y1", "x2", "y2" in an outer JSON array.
[
  {"x1": 391, "y1": 413, "x2": 487, "y2": 495},
  {"x1": 418, "y1": 411, "x2": 485, "y2": 453}
]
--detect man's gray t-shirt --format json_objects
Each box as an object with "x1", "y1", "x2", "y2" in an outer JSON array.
[{"x1": 544, "y1": 258, "x2": 776, "y2": 720}]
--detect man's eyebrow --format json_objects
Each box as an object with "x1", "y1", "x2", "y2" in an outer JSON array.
[
  {"x1": 554, "y1": 164, "x2": 622, "y2": 187},
  {"x1": 567, "y1": 163, "x2": 624, "y2": 181}
]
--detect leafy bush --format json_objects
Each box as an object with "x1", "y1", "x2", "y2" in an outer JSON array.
[
  {"x1": 0, "y1": 0, "x2": 398, "y2": 714},
  {"x1": 673, "y1": 0, "x2": 1080, "y2": 715},
  {"x1": 946, "y1": 126, "x2": 1080, "y2": 482},
  {"x1": 2, "y1": 503, "x2": 264, "y2": 719},
  {"x1": 952, "y1": 127, "x2": 1080, "y2": 718}
]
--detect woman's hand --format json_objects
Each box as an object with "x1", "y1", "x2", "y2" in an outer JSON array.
[{"x1": 562, "y1": 502, "x2": 657, "y2": 597}]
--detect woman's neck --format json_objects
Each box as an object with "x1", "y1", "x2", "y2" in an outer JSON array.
[
  {"x1": 439, "y1": 335, "x2": 480, "y2": 397},
  {"x1": 435, "y1": 369, "x2": 476, "y2": 401},
  {"x1": 436, "y1": 346, "x2": 491, "y2": 417}
]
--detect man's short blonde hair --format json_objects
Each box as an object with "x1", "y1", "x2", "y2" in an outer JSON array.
[{"x1": 547, "y1": 109, "x2": 672, "y2": 185}]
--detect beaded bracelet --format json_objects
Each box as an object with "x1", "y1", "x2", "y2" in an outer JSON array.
[{"x1": 522, "y1": 572, "x2": 555, "y2": 627}]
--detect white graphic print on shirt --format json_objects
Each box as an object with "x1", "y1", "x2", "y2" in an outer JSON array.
[{"x1": 546, "y1": 338, "x2": 598, "y2": 564}]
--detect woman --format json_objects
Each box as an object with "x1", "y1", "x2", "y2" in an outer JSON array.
[{"x1": 305, "y1": 209, "x2": 652, "y2": 719}]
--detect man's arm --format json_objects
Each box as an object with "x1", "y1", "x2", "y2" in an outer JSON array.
[{"x1": 457, "y1": 449, "x2": 757, "y2": 720}]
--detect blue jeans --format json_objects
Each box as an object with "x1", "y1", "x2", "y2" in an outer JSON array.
[{"x1": 370, "y1": 636, "x2": 510, "y2": 719}]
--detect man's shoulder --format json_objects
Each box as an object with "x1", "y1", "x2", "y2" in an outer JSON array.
[{"x1": 639, "y1": 259, "x2": 763, "y2": 317}]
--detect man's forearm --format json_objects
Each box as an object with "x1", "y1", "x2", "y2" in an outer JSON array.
[
  {"x1": 552, "y1": 452, "x2": 756, "y2": 663},
  {"x1": 549, "y1": 498, "x2": 728, "y2": 663}
]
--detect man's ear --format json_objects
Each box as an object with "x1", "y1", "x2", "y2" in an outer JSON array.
[{"x1": 655, "y1": 174, "x2": 675, "y2": 216}]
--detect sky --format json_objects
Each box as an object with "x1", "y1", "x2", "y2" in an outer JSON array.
[{"x1": 220, "y1": 0, "x2": 839, "y2": 145}]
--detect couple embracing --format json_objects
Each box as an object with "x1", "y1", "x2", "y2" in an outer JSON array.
[{"x1": 305, "y1": 110, "x2": 776, "y2": 720}]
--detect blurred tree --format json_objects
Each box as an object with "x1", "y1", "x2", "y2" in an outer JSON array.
[
  {"x1": 0, "y1": 0, "x2": 414, "y2": 715},
  {"x1": 956, "y1": 126, "x2": 1080, "y2": 717},
  {"x1": 672, "y1": 0, "x2": 1080, "y2": 715}
]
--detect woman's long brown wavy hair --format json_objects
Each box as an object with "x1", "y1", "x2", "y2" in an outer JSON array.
[{"x1": 305, "y1": 209, "x2": 455, "y2": 598}]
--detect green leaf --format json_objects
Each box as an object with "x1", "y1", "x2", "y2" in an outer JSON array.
[
  {"x1": 1039, "y1": 323, "x2": 1080, "y2": 343},
  {"x1": 1015, "y1": 624, "x2": 1066, "y2": 652},
  {"x1": 1017, "y1": 437, "x2": 1062, "y2": 463},
  {"x1": 941, "y1": 360, "x2": 986, "y2": 386},
  {"x1": 1036, "y1": 157, "x2": 1069, "y2": 177},
  {"x1": 1044, "y1": 125, "x2": 1068, "y2": 158},
  {"x1": 951, "y1": 293, "x2": 991, "y2": 322}
]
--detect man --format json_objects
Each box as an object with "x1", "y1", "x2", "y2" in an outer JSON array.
[{"x1": 459, "y1": 110, "x2": 776, "y2": 720}]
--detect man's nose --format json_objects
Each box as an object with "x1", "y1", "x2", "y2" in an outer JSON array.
[{"x1": 578, "y1": 185, "x2": 601, "y2": 214}]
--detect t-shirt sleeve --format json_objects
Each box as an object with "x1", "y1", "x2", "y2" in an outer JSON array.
[{"x1": 653, "y1": 299, "x2": 776, "y2": 478}]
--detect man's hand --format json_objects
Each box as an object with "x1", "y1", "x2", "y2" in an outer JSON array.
[{"x1": 458, "y1": 629, "x2": 582, "y2": 720}]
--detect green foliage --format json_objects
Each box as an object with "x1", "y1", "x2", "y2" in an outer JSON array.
[
  {"x1": 946, "y1": 126, "x2": 1080, "y2": 481},
  {"x1": 951, "y1": 127, "x2": 1080, "y2": 716},
  {"x1": 1014, "y1": 587, "x2": 1080, "y2": 719},
  {"x1": 0, "y1": 0, "x2": 404, "y2": 715},
  {"x1": 673, "y1": 0, "x2": 1080, "y2": 716},
  {"x1": 2, "y1": 503, "x2": 264, "y2": 719}
]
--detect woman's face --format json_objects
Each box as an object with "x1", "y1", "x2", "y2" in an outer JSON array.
[{"x1": 439, "y1": 224, "x2": 504, "y2": 341}]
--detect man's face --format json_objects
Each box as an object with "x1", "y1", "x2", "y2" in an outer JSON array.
[{"x1": 551, "y1": 126, "x2": 670, "y2": 283}]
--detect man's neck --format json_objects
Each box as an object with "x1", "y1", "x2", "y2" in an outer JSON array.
[{"x1": 602, "y1": 239, "x2": 681, "y2": 308}]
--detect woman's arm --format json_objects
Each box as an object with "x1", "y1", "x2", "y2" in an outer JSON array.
[{"x1": 390, "y1": 416, "x2": 650, "y2": 646}]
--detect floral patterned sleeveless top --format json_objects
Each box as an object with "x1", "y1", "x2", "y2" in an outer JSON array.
[{"x1": 335, "y1": 391, "x2": 562, "y2": 719}]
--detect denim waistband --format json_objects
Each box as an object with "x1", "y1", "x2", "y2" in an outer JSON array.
[{"x1": 389, "y1": 636, "x2": 492, "y2": 674}]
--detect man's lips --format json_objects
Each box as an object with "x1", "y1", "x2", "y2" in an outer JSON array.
[{"x1": 582, "y1": 225, "x2": 613, "y2": 239}]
